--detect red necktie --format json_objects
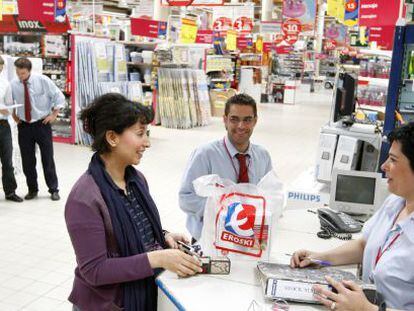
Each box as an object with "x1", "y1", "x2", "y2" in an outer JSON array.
[
  {"x1": 23, "y1": 80, "x2": 31, "y2": 122},
  {"x1": 236, "y1": 153, "x2": 249, "y2": 183}
]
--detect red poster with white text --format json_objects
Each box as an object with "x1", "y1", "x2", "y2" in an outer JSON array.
[{"x1": 359, "y1": 0, "x2": 402, "y2": 27}]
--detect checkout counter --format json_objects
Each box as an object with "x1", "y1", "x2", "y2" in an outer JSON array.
[{"x1": 156, "y1": 209, "x2": 361, "y2": 311}]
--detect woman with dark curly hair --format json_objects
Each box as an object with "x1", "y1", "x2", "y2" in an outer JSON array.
[
  {"x1": 65, "y1": 93, "x2": 202, "y2": 311},
  {"x1": 291, "y1": 122, "x2": 414, "y2": 311}
]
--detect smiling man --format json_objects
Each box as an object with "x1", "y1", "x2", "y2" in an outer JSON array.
[{"x1": 179, "y1": 93, "x2": 273, "y2": 242}]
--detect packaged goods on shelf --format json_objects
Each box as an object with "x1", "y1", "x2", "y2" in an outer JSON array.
[{"x1": 157, "y1": 68, "x2": 211, "y2": 129}]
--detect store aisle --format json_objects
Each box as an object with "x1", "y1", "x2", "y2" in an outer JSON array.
[{"x1": 0, "y1": 87, "x2": 331, "y2": 310}]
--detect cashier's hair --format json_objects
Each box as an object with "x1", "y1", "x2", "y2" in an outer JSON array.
[
  {"x1": 0, "y1": 55, "x2": 4, "y2": 65},
  {"x1": 80, "y1": 93, "x2": 154, "y2": 154},
  {"x1": 388, "y1": 122, "x2": 414, "y2": 171},
  {"x1": 14, "y1": 57, "x2": 32, "y2": 71},
  {"x1": 225, "y1": 93, "x2": 257, "y2": 117}
]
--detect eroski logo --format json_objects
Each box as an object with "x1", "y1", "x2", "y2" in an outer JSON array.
[{"x1": 221, "y1": 202, "x2": 256, "y2": 247}]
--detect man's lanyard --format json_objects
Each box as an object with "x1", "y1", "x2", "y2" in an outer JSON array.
[
  {"x1": 374, "y1": 209, "x2": 403, "y2": 268},
  {"x1": 222, "y1": 138, "x2": 251, "y2": 181}
]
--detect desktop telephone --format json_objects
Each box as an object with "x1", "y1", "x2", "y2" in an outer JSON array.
[{"x1": 317, "y1": 208, "x2": 362, "y2": 240}]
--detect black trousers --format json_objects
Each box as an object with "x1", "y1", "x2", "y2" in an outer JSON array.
[
  {"x1": 17, "y1": 120, "x2": 58, "y2": 194},
  {"x1": 0, "y1": 120, "x2": 18, "y2": 196}
]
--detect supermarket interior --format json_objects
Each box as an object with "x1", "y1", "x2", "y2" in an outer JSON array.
[{"x1": 0, "y1": 0, "x2": 413, "y2": 310}]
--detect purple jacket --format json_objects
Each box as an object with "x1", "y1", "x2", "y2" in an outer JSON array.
[{"x1": 65, "y1": 172, "x2": 154, "y2": 311}]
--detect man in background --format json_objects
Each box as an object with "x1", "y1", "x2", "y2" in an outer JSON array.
[
  {"x1": 179, "y1": 93, "x2": 273, "y2": 242},
  {"x1": 11, "y1": 57, "x2": 65, "y2": 201},
  {"x1": 0, "y1": 56, "x2": 23, "y2": 203}
]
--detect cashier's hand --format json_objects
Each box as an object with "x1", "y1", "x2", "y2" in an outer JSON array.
[
  {"x1": 290, "y1": 249, "x2": 321, "y2": 268},
  {"x1": 148, "y1": 249, "x2": 203, "y2": 277},
  {"x1": 165, "y1": 232, "x2": 190, "y2": 249},
  {"x1": 313, "y1": 276, "x2": 377, "y2": 311}
]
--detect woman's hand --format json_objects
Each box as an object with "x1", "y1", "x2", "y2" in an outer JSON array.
[
  {"x1": 148, "y1": 249, "x2": 202, "y2": 277},
  {"x1": 290, "y1": 249, "x2": 323, "y2": 268},
  {"x1": 165, "y1": 232, "x2": 190, "y2": 249},
  {"x1": 313, "y1": 276, "x2": 377, "y2": 311}
]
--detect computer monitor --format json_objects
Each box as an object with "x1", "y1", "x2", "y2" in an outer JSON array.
[
  {"x1": 333, "y1": 73, "x2": 357, "y2": 122},
  {"x1": 330, "y1": 169, "x2": 383, "y2": 215}
]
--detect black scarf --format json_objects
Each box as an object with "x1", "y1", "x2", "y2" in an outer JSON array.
[{"x1": 88, "y1": 153, "x2": 166, "y2": 311}]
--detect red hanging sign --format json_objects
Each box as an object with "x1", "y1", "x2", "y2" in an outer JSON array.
[
  {"x1": 131, "y1": 18, "x2": 165, "y2": 38},
  {"x1": 369, "y1": 25, "x2": 395, "y2": 50},
  {"x1": 233, "y1": 16, "x2": 253, "y2": 33},
  {"x1": 18, "y1": 0, "x2": 56, "y2": 22},
  {"x1": 282, "y1": 18, "x2": 302, "y2": 36},
  {"x1": 213, "y1": 17, "x2": 232, "y2": 31},
  {"x1": 324, "y1": 39, "x2": 337, "y2": 51}
]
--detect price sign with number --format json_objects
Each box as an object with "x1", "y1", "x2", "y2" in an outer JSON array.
[
  {"x1": 345, "y1": 0, "x2": 357, "y2": 12},
  {"x1": 282, "y1": 18, "x2": 302, "y2": 36},
  {"x1": 233, "y1": 16, "x2": 253, "y2": 32},
  {"x1": 213, "y1": 16, "x2": 232, "y2": 31}
]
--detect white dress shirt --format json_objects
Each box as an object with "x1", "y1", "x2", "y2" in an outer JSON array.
[{"x1": 11, "y1": 73, "x2": 65, "y2": 123}]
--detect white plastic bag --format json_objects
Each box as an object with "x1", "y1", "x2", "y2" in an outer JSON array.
[{"x1": 194, "y1": 170, "x2": 284, "y2": 261}]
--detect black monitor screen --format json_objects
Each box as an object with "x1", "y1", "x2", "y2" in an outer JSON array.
[{"x1": 336, "y1": 175, "x2": 376, "y2": 204}]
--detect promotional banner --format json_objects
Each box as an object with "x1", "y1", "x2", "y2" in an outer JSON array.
[
  {"x1": 327, "y1": 0, "x2": 344, "y2": 21},
  {"x1": 161, "y1": 0, "x2": 224, "y2": 6},
  {"x1": 282, "y1": 0, "x2": 316, "y2": 33},
  {"x1": 18, "y1": 0, "x2": 56, "y2": 22},
  {"x1": 0, "y1": 0, "x2": 3, "y2": 21},
  {"x1": 359, "y1": 0, "x2": 401, "y2": 27},
  {"x1": 131, "y1": 18, "x2": 167, "y2": 39},
  {"x1": 343, "y1": 0, "x2": 358, "y2": 26}
]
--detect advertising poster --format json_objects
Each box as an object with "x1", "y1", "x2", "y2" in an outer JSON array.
[
  {"x1": 324, "y1": 22, "x2": 347, "y2": 46},
  {"x1": 343, "y1": 0, "x2": 358, "y2": 26},
  {"x1": 282, "y1": 0, "x2": 316, "y2": 33}
]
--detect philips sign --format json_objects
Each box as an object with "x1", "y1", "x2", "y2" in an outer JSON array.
[{"x1": 287, "y1": 191, "x2": 321, "y2": 203}]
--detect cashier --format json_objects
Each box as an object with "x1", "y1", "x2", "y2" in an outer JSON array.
[{"x1": 291, "y1": 122, "x2": 414, "y2": 311}]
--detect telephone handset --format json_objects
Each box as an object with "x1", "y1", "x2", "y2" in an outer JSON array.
[{"x1": 317, "y1": 208, "x2": 362, "y2": 240}]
